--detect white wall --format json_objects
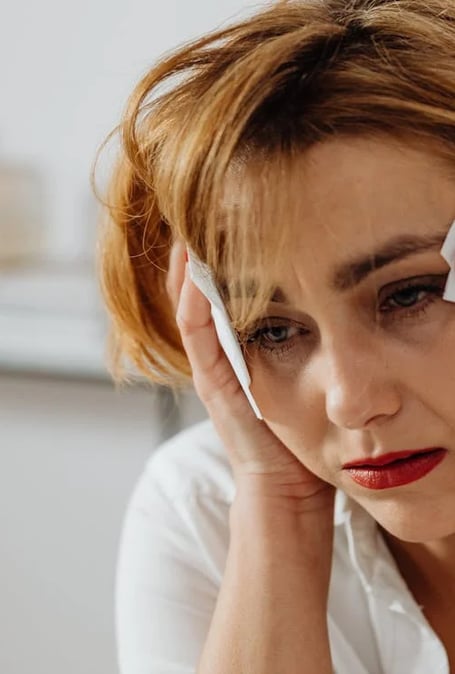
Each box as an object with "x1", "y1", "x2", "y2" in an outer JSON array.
[
  {"x1": 0, "y1": 373, "x2": 206, "y2": 674},
  {"x1": 0, "y1": 2, "x2": 264, "y2": 672},
  {"x1": 0, "y1": 0, "x2": 259, "y2": 260}
]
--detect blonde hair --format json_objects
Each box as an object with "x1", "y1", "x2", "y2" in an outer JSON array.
[{"x1": 98, "y1": 0, "x2": 455, "y2": 386}]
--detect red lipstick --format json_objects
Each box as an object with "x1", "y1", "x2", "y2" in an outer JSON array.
[{"x1": 342, "y1": 448, "x2": 447, "y2": 490}]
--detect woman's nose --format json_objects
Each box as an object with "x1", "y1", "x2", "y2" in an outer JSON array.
[{"x1": 321, "y1": 331, "x2": 402, "y2": 431}]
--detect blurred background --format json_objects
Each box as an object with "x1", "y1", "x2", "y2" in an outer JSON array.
[{"x1": 0, "y1": 1, "x2": 259, "y2": 672}]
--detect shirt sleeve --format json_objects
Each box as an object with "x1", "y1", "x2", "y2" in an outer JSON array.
[{"x1": 115, "y1": 461, "x2": 231, "y2": 674}]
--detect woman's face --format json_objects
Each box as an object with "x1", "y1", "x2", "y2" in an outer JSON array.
[{"x1": 245, "y1": 136, "x2": 455, "y2": 543}]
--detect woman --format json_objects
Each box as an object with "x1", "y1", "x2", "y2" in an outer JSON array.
[{"x1": 100, "y1": 1, "x2": 455, "y2": 671}]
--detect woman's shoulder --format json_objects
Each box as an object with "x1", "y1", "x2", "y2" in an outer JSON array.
[
  {"x1": 140, "y1": 418, "x2": 236, "y2": 505},
  {"x1": 118, "y1": 419, "x2": 235, "y2": 591},
  {"x1": 138, "y1": 418, "x2": 357, "y2": 521}
]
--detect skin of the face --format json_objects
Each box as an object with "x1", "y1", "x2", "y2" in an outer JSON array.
[{"x1": 244, "y1": 135, "x2": 455, "y2": 545}]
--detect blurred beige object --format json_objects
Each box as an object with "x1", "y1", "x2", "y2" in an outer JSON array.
[{"x1": 0, "y1": 163, "x2": 45, "y2": 264}]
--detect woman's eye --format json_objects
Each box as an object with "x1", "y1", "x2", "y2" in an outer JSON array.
[
  {"x1": 246, "y1": 324, "x2": 299, "y2": 344},
  {"x1": 255, "y1": 325, "x2": 296, "y2": 343},
  {"x1": 243, "y1": 320, "x2": 307, "y2": 358},
  {"x1": 383, "y1": 286, "x2": 429, "y2": 309},
  {"x1": 379, "y1": 275, "x2": 447, "y2": 315}
]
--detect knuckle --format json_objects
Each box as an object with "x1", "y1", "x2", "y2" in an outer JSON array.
[
  {"x1": 194, "y1": 362, "x2": 241, "y2": 406},
  {"x1": 175, "y1": 311, "x2": 211, "y2": 337},
  {"x1": 175, "y1": 311, "x2": 193, "y2": 335}
]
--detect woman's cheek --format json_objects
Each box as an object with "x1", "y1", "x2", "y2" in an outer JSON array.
[
  {"x1": 263, "y1": 411, "x2": 336, "y2": 483},
  {"x1": 249, "y1": 358, "x2": 304, "y2": 414},
  {"x1": 250, "y1": 360, "x2": 335, "y2": 480}
]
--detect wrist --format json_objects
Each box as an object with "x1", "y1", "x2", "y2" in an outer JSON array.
[
  {"x1": 229, "y1": 488, "x2": 334, "y2": 587},
  {"x1": 231, "y1": 479, "x2": 335, "y2": 532}
]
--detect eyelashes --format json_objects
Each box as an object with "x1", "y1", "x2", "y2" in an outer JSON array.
[
  {"x1": 240, "y1": 274, "x2": 448, "y2": 362},
  {"x1": 377, "y1": 276, "x2": 445, "y2": 315},
  {"x1": 242, "y1": 320, "x2": 309, "y2": 362}
]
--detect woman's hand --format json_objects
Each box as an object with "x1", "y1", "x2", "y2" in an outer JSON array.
[
  {"x1": 167, "y1": 240, "x2": 335, "y2": 517},
  {"x1": 168, "y1": 240, "x2": 335, "y2": 673}
]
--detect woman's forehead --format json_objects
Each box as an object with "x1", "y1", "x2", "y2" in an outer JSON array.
[
  {"x1": 222, "y1": 135, "x2": 455, "y2": 248},
  {"x1": 215, "y1": 136, "x2": 455, "y2": 313}
]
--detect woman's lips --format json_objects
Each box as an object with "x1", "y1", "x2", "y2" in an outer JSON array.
[{"x1": 342, "y1": 447, "x2": 448, "y2": 490}]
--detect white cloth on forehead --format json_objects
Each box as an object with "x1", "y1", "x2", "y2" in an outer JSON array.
[
  {"x1": 115, "y1": 419, "x2": 450, "y2": 674},
  {"x1": 441, "y1": 218, "x2": 455, "y2": 302},
  {"x1": 187, "y1": 248, "x2": 262, "y2": 419}
]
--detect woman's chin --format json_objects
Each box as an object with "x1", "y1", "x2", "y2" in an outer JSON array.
[
  {"x1": 357, "y1": 499, "x2": 455, "y2": 544},
  {"x1": 378, "y1": 521, "x2": 438, "y2": 544}
]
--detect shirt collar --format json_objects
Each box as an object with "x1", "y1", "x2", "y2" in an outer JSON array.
[{"x1": 334, "y1": 490, "x2": 426, "y2": 616}]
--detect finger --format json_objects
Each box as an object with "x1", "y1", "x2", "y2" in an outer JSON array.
[
  {"x1": 166, "y1": 238, "x2": 187, "y2": 313},
  {"x1": 176, "y1": 262, "x2": 265, "y2": 420},
  {"x1": 176, "y1": 263, "x2": 238, "y2": 398},
  {"x1": 175, "y1": 265, "x2": 282, "y2": 466}
]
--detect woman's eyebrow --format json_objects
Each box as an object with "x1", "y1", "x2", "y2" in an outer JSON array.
[
  {"x1": 223, "y1": 225, "x2": 452, "y2": 304},
  {"x1": 330, "y1": 227, "x2": 451, "y2": 292}
]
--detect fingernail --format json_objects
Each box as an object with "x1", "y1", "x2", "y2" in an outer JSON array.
[{"x1": 184, "y1": 248, "x2": 189, "y2": 262}]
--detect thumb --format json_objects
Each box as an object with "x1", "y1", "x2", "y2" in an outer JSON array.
[{"x1": 166, "y1": 238, "x2": 187, "y2": 313}]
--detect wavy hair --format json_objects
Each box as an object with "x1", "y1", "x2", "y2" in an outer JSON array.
[{"x1": 97, "y1": 0, "x2": 455, "y2": 386}]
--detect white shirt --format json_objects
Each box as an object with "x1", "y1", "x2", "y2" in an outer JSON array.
[{"x1": 115, "y1": 419, "x2": 450, "y2": 674}]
